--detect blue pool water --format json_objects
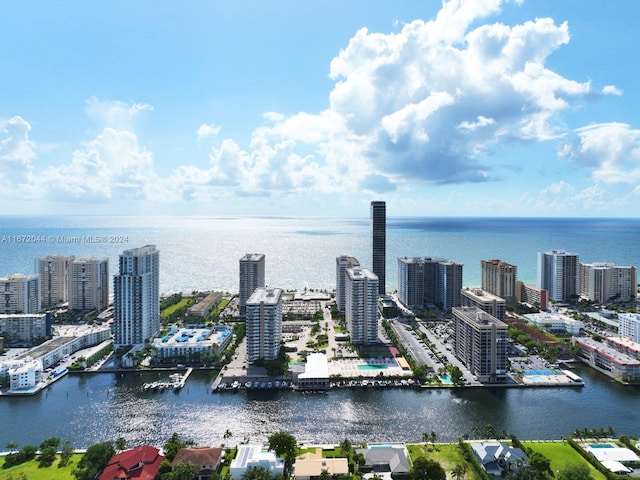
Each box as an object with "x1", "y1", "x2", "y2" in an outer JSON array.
[
  {"x1": 523, "y1": 369, "x2": 553, "y2": 375},
  {"x1": 358, "y1": 365, "x2": 388, "y2": 370}
]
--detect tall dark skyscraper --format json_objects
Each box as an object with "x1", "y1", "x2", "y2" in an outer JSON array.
[{"x1": 371, "y1": 200, "x2": 386, "y2": 295}]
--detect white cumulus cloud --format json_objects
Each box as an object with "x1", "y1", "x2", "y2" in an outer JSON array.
[
  {"x1": 560, "y1": 122, "x2": 640, "y2": 184},
  {"x1": 197, "y1": 123, "x2": 221, "y2": 139},
  {"x1": 0, "y1": 116, "x2": 36, "y2": 194}
]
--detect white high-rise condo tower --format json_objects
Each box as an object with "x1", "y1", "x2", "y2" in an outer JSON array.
[
  {"x1": 113, "y1": 245, "x2": 159, "y2": 347},
  {"x1": 537, "y1": 250, "x2": 579, "y2": 302},
  {"x1": 346, "y1": 267, "x2": 379, "y2": 345},
  {"x1": 245, "y1": 287, "x2": 282, "y2": 364}
]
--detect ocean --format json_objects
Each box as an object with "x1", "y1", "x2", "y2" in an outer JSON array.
[{"x1": 1, "y1": 216, "x2": 639, "y2": 293}]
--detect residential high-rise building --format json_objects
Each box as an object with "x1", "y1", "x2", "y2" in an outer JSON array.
[
  {"x1": 336, "y1": 256, "x2": 360, "y2": 312},
  {"x1": 515, "y1": 282, "x2": 548, "y2": 310},
  {"x1": 113, "y1": 245, "x2": 159, "y2": 347},
  {"x1": 461, "y1": 288, "x2": 506, "y2": 321},
  {"x1": 481, "y1": 259, "x2": 517, "y2": 303},
  {"x1": 0, "y1": 274, "x2": 41, "y2": 314},
  {"x1": 579, "y1": 262, "x2": 637, "y2": 304},
  {"x1": 438, "y1": 259, "x2": 463, "y2": 310},
  {"x1": 245, "y1": 287, "x2": 282, "y2": 364},
  {"x1": 68, "y1": 258, "x2": 109, "y2": 313},
  {"x1": 37, "y1": 255, "x2": 74, "y2": 309},
  {"x1": 239, "y1": 253, "x2": 265, "y2": 317},
  {"x1": 371, "y1": 201, "x2": 386, "y2": 296},
  {"x1": 397, "y1": 257, "x2": 425, "y2": 311},
  {"x1": 453, "y1": 306, "x2": 508, "y2": 383},
  {"x1": 618, "y1": 313, "x2": 640, "y2": 343},
  {"x1": 397, "y1": 257, "x2": 463, "y2": 311},
  {"x1": 345, "y1": 267, "x2": 379, "y2": 345},
  {"x1": 537, "y1": 250, "x2": 579, "y2": 302}
]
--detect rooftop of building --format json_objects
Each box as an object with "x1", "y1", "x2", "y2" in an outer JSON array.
[
  {"x1": 346, "y1": 267, "x2": 378, "y2": 280},
  {"x1": 16, "y1": 337, "x2": 71, "y2": 360},
  {"x1": 606, "y1": 336, "x2": 640, "y2": 354},
  {"x1": 247, "y1": 287, "x2": 282, "y2": 305},
  {"x1": 55, "y1": 324, "x2": 112, "y2": 337},
  {"x1": 156, "y1": 326, "x2": 231, "y2": 348},
  {"x1": 299, "y1": 353, "x2": 329, "y2": 379},
  {"x1": 462, "y1": 288, "x2": 506, "y2": 302},
  {"x1": 294, "y1": 448, "x2": 349, "y2": 477},
  {"x1": 121, "y1": 244, "x2": 157, "y2": 256},
  {"x1": 575, "y1": 336, "x2": 640, "y2": 366},
  {"x1": 336, "y1": 255, "x2": 360, "y2": 263},
  {"x1": 187, "y1": 291, "x2": 223, "y2": 313},
  {"x1": 231, "y1": 445, "x2": 281, "y2": 469},
  {"x1": 240, "y1": 253, "x2": 265, "y2": 261},
  {"x1": 453, "y1": 306, "x2": 507, "y2": 327},
  {"x1": 98, "y1": 445, "x2": 164, "y2": 480},
  {"x1": 0, "y1": 273, "x2": 39, "y2": 281},
  {"x1": 523, "y1": 312, "x2": 584, "y2": 326},
  {"x1": 0, "y1": 313, "x2": 47, "y2": 320},
  {"x1": 172, "y1": 446, "x2": 223, "y2": 468},
  {"x1": 482, "y1": 259, "x2": 517, "y2": 268}
]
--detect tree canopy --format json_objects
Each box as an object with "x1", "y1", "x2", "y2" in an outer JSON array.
[
  {"x1": 242, "y1": 466, "x2": 274, "y2": 480},
  {"x1": 73, "y1": 441, "x2": 116, "y2": 480},
  {"x1": 163, "y1": 432, "x2": 195, "y2": 463},
  {"x1": 557, "y1": 463, "x2": 593, "y2": 480},
  {"x1": 411, "y1": 456, "x2": 446, "y2": 480},
  {"x1": 267, "y1": 432, "x2": 297, "y2": 471}
]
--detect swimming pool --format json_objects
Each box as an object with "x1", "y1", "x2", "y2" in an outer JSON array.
[
  {"x1": 589, "y1": 443, "x2": 615, "y2": 449},
  {"x1": 358, "y1": 364, "x2": 388, "y2": 370},
  {"x1": 523, "y1": 369, "x2": 553, "y2": 375}
]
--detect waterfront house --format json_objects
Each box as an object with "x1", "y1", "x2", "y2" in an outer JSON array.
[
  {"x1": 585, "y1": 444, "x2": 639, "y2": 475},
  {"x1": 470, "y1": 442, "x2": 528, "y2": 477},
  {"x1": 172, "y1": 446, "x2": 223, "y2": 480},
  {"x1": 354, "y1": 445, "x2": 411, "y2": 479},
  {"x1": 230, "y1": 445, "x2": 285, "y2": 480},
  {"x1": 293, "y1": 448, "x2": 349, "y2": 480},
  {"x1": 97, "y1": 444, "x2": 164, "y2": 480}
]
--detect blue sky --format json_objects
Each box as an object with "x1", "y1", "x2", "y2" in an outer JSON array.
[{"x1": 1, "y1": 0, "x2": 639, "y2": 217}]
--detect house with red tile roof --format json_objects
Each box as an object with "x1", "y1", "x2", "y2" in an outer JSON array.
[{"x1": 97, "y1": 445, "x2": 164, "y2": 480}]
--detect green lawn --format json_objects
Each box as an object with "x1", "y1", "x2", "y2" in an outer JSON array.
[
  {"x1": 408, "y1": 444, "x2": 482, "y2": 480},
  {"x1": 160, "y1": 297, "x2": 193, "y2": 319},
  {"x1": 523, "y1": 441, "x2": 607, "y2": 480},
  {"x1": 0, "y1": 455, "x2": 81, "y2": 480}
]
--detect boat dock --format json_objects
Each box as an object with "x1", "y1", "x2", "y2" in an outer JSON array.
[{"x1": 143, "y1": 367, "x2": 192, "y2": 392}]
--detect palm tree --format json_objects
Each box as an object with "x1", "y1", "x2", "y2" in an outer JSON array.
[
  {"x1": 451, "y1": 464, "x2": 467, "y2": 480},
  {"x1": 319, "y1": 469, "x2": 333, "y2": 480},
  {"x1": 429, "y1": 431, "x2": 438, "y2": 450},
  {"x1": 115, "y1": 437, "x2": 127, "y2": 452},
  {"x1": 224, "y1": 429, "x2": 233, "y2": 440},
  {"x1": 5, "y1": 441, "x2": 18, "y2": 453},
  {"x1": 340, "y1": 438, "x2": 353, "y2": 458}
]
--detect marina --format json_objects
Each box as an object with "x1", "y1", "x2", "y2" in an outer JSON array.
[{"x1": 142, "y1": 368, "x2": 192, "y2": 392}]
